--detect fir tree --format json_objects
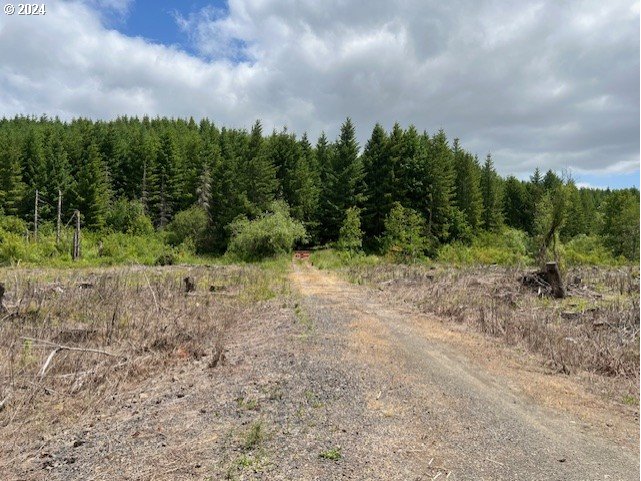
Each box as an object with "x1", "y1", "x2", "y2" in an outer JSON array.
[
  {"x1": 480, "y1": 153, "x2": 503, "y2": 231},
  {"x1": 362, "y1": 123, "x2": 392, "y2": 243},
  {"x1": 452, "y1": 139, "x2": 482, "y2": 233}
]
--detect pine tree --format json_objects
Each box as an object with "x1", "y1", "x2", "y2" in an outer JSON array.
[
  {"x1": 245, "y1": 121, "x2": 277, "y2": 213},
  {"x1": 452, "y1": 139, "x2": 482, "y2": 232},
  {"x1": 480, "y1": 153, "x2": 503, "y2": 231},
  {"x1": 76, "y1": 141, "x2": 111, "y2": 230},
  {"x1": 422, "y1": 129, "x2": 454, "y2": 242},
  {"x1": 321, "y1": 118, "x2": 364, "y2": 241},
  {"x1": 362, "y1": 123, "x2": 392, "y2": 244},
  {"x1": 502, "y1": 176, "x2": 528, "y2": 231},
  {"x1": 0, "y1": 131, "x2": 26, "y2": 216}
]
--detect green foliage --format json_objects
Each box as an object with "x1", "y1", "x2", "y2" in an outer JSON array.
[
  {"x1": 437, "y1": 228, "x2": 531, "y2": 266},
  {"x1": 480, "y1": 153, "x2": 503, "y2": 231},
  {"x1": 382, "y1": 203, "x2": 428, "y2": 263},
  {"x1": 227, "y1": 201, "x2": 307, "y2": 261},
  {"x1": 319, "y1": 447, "x2": 342, "y2": 461},
  {"x1": 599, "y1": 189, "x2": 640, "y2": 261},
  {"x1": 106, "y1": 199, "x2": 154, "y2": 235},
  {"x1": 563, "y1": 235, "x2": 623, "y2": 266},
  {"x1": 453, "y1": 140, "x2": 482, "y2": 232},
  {"x1": 0, "y1": 215, "x2": 28, "y2": 235},
  {"x1": 165, "y1": 205, "x2": 208, "y2": 249},
  {"x1": 337, "y1": 207, "x2": 363, "y2": 252},
  {"x1": 533, "y1": 184, "x2": 567, "y2": 266},
  {"x1": 309, "y1": 249, "x2": 380, "y2": 270},
  {"x1": 0, "y1": 117, "x2": 636, "y2": 266}
]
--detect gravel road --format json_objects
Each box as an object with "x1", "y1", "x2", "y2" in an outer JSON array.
[
  {"x1": 13, "y1": 262, "x2": 638, "y2": 480},
  {"x1": 291, "y1": 262, "x2": 640, "y2": 481}
]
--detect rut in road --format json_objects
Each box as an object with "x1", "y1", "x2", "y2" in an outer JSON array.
[{"x1": 292, "y1": 262, "x2": 640, "y2": 481}]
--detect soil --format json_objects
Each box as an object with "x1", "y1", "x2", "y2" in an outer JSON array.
[{"x1": 4, "y1": 262, "x2": 639, "y2": 480}]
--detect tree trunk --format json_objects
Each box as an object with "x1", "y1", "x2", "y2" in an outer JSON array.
[{"x1": 545, "y1": 262, "x2": 565, "y2": 299}]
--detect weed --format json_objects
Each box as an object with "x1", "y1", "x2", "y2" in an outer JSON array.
[
  {"x1": 622, "y1": 395, "x2": 638, "y2": 406},
  {"x1": 243, "y1": 421, "x2": 265, "y2": 450},
  {"x1": 319, "y1": 446, "x2": 342, "y2": 461}
]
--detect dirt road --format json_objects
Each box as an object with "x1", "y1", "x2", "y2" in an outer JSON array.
[
  {"x1": 11, "y1": 262, "x2": 638, "y2": 480},
  {"x1": 291, "y1": 262, "x2": 639, "y2": 480}
]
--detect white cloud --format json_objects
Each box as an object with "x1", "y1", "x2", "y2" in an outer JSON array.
[{"x1": 0, "y1": 0, "x2": 638, "y2": 179}]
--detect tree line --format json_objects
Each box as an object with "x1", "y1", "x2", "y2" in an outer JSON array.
[{"x1": 0, "y1": 115, "x2": 638, "y2": 260}]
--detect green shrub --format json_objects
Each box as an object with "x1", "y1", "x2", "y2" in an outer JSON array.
[
  {"x1": 165, "y1": 206, "x2": 208, "y2": 249},
  {"x1": 382, "y1": 203, "x2": 428, "y2": 263},
  {"x1": 564, "y1": 235, "x2": 623, "y2": 266},
  {"x1": 437, "y1": 228, "x2": 531, "y2": 266},
  {"x1": 0, "y1": 215, "x2": 27, "y2": 235},
  {"x1": 227, "y1": 201, "x2": 307, "y2": 261},
  {"x1": 310, "y1": 248, "x2": 380, "y2": 270},
  {"x1": 106, "y1": 199, "x2": 154, "y2": 235},
  {"x1": 337, "y1": 207, "x2": 363, "y2": 252}
]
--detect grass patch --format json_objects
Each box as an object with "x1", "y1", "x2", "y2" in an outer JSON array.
[
  {"x1": 243, "y1": 421, "x2": 265, "y2": 451},
  {"x1": 319, "y1": 446, "x2": 342, "y2": 461}
]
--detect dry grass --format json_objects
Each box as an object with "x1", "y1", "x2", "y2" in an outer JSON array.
[
  {"x1": 0, "y1": 263, "x2": 288, "y2": 470},
  {"x1": 341, "y1": 264, "x2": 640, "y2": 383}
]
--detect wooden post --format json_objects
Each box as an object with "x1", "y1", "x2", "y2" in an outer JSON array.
[
  {"x1": 56, "y1": 189, "x2": 62, "y2": 245},
  {"x1": 545, "y1": 262, "x2": 565, "y2": 299},
  {"x1": 72, "y1": 210, "x2": 81, "y2": 261},
  {"x1": 34, "y1": 189, "x2": 39, "y2": 241}
]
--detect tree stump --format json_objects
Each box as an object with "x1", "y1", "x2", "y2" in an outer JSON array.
[
  {"x1": 0, "y1": 283, "x2": 5, "y2": 313},
  {"x1": 184, "y1": 276, "x2": 196, "y2": 293},
  {"x1": 545, "y1": 262, "x2": 566, "y2": 299}
]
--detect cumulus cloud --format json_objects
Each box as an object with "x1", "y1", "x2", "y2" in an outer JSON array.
[{"x1": 0, "y1": 0, "x2": 638, "y2": 180}]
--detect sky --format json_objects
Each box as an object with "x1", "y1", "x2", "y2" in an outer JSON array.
[{"x1": 0, "y1": 0, "x2": 638, "y2": 188}]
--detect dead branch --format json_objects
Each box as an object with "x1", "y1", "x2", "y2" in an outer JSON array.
[{"x1": 20, "y1": 337, "x2": 122, "y2": 379}]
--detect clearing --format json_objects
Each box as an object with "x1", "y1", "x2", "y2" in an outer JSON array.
[{"x1": 0, "y1": 260, "x2": 638, "y2": 480}]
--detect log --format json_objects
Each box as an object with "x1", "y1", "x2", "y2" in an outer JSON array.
[{"x1": 545, "y1": 262, "x2": 566, "y2": 299}]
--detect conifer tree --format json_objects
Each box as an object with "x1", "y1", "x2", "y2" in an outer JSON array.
[
  {"x1": 245, "y1": 121, "x2": 277, "y2": 214},
  {"x1": 321, "y1": 118, "x2": 364, "y2": 241},
  {"x1": 452, "y1": 139, "x2": 482, "y2": 232},
  {"x1": 362, "y1": 123, "x2": 392, "y2": 243},
  {"x1": 480, "y1": 153, "x2": 503, "y2": 231},
  {"x1": 76, "y1": 141, "x2": 111, "y2": 230},
  {"x1": 422, "y1": 129, "x2": 454, "y2": 242},
  {"x1": 0, "y1": 132, "x2": 25, "y2": 216},
  {"x1": 502, "y1": 176, "x2": 528, "y2": 231}
]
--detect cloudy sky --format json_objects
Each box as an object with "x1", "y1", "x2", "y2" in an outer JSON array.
[{"x1": 0, "y1": 0, "x2": 638, "y2": 187}]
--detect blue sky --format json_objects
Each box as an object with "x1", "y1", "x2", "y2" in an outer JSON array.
[
  {"x1": 105, "y1": 0, "x2": 226, "y2": 52},
  {"x1": 0, "y1": 0, "x2": 638, "y2": 188}
]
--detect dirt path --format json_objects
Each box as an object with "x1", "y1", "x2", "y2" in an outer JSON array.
[
  {"x1": 291, "y1": 262, "x2": 639, "y2": 480},
  {"x1": 8, "y1": 262, "x2": 637, "y2": 480}
]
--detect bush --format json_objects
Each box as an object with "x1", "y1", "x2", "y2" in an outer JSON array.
[
  {"x1": 564, "y1": 235, "x2": 623, "y2": 266},
  {"x1": 0, "y1": 215, "x2": 28, "y2": 235},
  {"x1": 382, "y1": 203, "x2": 428, "y2": 263},
  {"x1": 310, "y1": 249, "x2": 380, "y2": 270},
  {"x1": 106, "y1": 200, "x2": 154, "y2": 236},
  {"x1": 165, "y1": 206, "x2": 208, "y2": 250},
  {"x1": 227, "y1": 201, "x2": 307, "y2": 261},
  {"x1": 437, "y1": 228, "x2": 531, "y2": 266},
  {"x1": 337, "y1": 207, "x2": 363, "y2": 253}
]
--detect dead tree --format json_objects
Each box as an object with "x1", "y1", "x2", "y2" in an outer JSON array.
[{"x1": 72, "y1": 210, "x2": 81, "y2": 261}]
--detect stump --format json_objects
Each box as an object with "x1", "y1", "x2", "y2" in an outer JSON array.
[
  {"x1": 0, "y1": 283, "x2": 5, "y2": 313},
  {"x1": 184, "y1": 276, "x2": 196, "y2": 293},
  {"x1": 545, "y1": 262, "x2": 566, "y2": 299}
]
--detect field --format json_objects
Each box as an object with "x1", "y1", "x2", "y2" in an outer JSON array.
[{"x1": 0, "y1": 255, "x2": 638, "y2": 480}]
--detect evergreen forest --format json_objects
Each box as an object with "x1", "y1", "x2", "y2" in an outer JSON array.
[{"x1": 0, "y1": 115, "x2": 638, "y2": 264}]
